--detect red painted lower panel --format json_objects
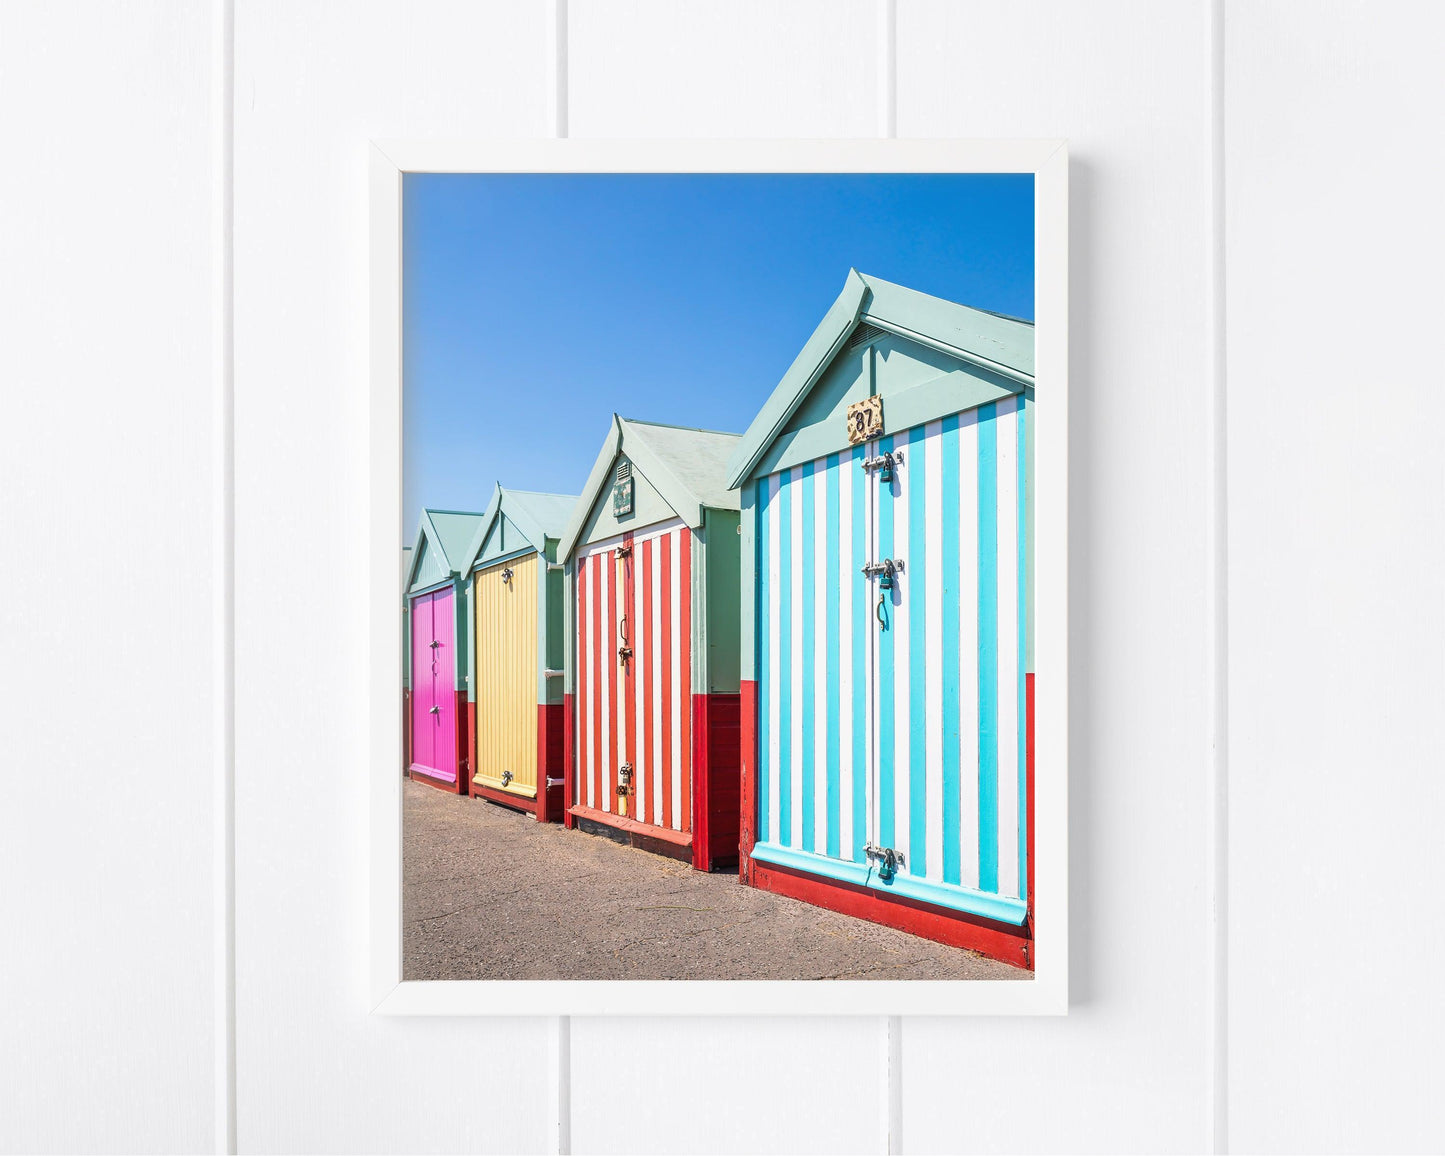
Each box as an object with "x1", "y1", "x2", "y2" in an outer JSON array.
[
  {"x1": 689, "y1": 692, "x2": 741, "y2": 872},
  {"x1": 751, "y1": 859, "x2": 1033, "y2": 970},
  {"x1": 562, "y1": 692, "x2": 576, "y2": 829},
  {"x1": 471, "y1": 781, "x2": 537, "y2": 814},
  {"x1": 407, "y1": 765, "x2": 462, "y2": 794},
  {"x1": 535, "y1": 702, "x2": 565, "y2": 823},
  {"x1": 739, "y1": 679, "x2": 758, "y2": 883},
  {"x1": 569, "y1": 803, "x2": 693, "y2": 864},
  {"x1": 456, "y1": 690, "x2": 471, "y2": 796}
]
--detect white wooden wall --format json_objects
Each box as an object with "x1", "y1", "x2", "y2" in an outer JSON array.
[{"x1": 1, "y1": 2, "x2": 1441, "y2": 1152}]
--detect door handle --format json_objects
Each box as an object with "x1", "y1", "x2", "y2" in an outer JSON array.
[
  {"x1": 429, "y1": 705, "x2": 440, "y2": 715},
  {"x1": 429, "y1": 640, "x2": 440, "y2": 648}
]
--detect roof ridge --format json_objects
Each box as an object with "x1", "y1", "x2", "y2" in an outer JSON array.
[{"x1": 620, "y1": 415, "x2": 742, "y2": 438}]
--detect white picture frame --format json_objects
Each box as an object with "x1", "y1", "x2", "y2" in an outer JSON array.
[{"x1": 369, "y1": 139, "x2": 1068, "y2": 1015}]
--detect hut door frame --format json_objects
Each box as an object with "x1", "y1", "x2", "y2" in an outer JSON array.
[{"x1": 861, "y1": 442, "x2": 901, "y2": 880}]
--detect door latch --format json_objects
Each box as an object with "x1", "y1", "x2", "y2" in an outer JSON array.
[
  {"x1": 861, "y1": 449, "x2": 902, "y2": 482},
  {"x1": 617, "y1": 763, "x2": 633, "y2": 796},
  {"x1": 501, "y1": 769, "x2": 513, "y2": 787},
  {"x1": 861, "y1": 558, "x2": 903, "y2": 589},
  {"x1": 429, "y1": 705, "x2": 439, "y2": 715},
  {"x1": 865, "y1": 843, "x2": 903, "y2": 881},
  {"x1": 429, "y1": 639, "x2": 441, "y2": 648}
]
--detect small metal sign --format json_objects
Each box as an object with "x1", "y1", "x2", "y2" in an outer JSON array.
[
  {"x1": 612, "y1": 476, "x2": 634, "y2": 516},
  {"x1": 846, "y1": 395, "x2": 884, "y2": 445}
]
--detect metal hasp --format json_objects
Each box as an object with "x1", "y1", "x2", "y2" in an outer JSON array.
[
  {"x1": 501, "y1": 768, "x2": 513, "y2": 787},
  {"x1": 865, "y1": 843, "x2": 903, "y2": 882},
  {"x1": 861, "y1": 447, "x2": 902, "y2": 483},
  {"x1": 617, "y1": 762, "x2": 633, "y2": 797},
  {"x1": 861, "y1": 557, "x2": 903, "y2": 590}
]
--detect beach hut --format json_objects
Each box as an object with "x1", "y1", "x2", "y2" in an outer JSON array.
[
  {"x1": 466, "y1": 485, "x2": 578, "y2": 821},
  {"x1": 559, "y1": 416, "x2": 743, "y2": 871},
  {"x1": 726, "y1": 271, "x2": 1037, "y2": 969},
  {"x1": 404, "y1": 508, "x2": 485, "y2": 794}
]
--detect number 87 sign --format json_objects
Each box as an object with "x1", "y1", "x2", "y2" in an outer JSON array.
[{"x1": 845, "y1": 394, "x2": 884, "y2": 445}]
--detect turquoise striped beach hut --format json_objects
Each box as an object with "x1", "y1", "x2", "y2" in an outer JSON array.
[{"x1": 726, "y1": 270, "x2": 1037, "y2": 970}]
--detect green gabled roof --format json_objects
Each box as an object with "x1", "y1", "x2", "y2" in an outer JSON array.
[
  {"x1": 559, "y1": 414, "x2": 742, "y2": 563},
  {"x1": 725, "y1": 269, "x2": 1036, "y2": 488},
  {"x1": 461, "y1": 484, "x2": 579, "y2": 571},
  {"x1": 404, "y1": 507, "x2": 486, "y2": 593}
]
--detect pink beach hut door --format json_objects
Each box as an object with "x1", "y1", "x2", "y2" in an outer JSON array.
[{"x1": 410, "y1": 588, "x2": 458, "y2": 784}]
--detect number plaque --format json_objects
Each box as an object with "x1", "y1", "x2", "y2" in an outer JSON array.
[{"x1": 846, "y1": 395, "x2": 884, "y2": 445}]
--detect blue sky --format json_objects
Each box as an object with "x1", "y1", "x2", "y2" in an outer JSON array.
[{"x1": 403, "y1": 173, "x2": 1033, "y2": 536}]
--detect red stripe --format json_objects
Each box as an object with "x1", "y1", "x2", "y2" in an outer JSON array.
[
  {"x1": 679, "y1": 529, "x2": 693, "y2": 835},
  {"x1": 641, "y1": 536, "x2": 654, "y2": 827},
  {"x1": 590, "y1": 554, "x2": 603, "y2": 814},
  {"x1": 659, "y1": 532, "x2": 673, "y2": 830}
]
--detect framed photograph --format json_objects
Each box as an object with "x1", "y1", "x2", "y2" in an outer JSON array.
[{"x1": 369, "y1": 140, "x2": 1068, "y2": 1015}]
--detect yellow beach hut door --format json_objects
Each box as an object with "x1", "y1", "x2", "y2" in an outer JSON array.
[{"x1": 474, "y1": 552, "x2": 539, "y2": 797}]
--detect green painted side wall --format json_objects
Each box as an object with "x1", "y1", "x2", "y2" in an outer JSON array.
[
  {"x1": 702, "y1": 508, "x2": 741, "y2": 694},
  {"x1": 540, "y1": 537, "x2": 565, "y2": 706},
  {"x1": 561, "y1": 559, "x2": 575, "y2": 695},
  {"x1": 476, "y1": 510, "x2": 536, "y2": 568},
  {"x1": 576, "y1": 452, "x2": 678, "y2": 548},
  {"x1": 464, "y1": 576, "x2": 476, "y2": 702},
  {"x1": 409, "y1": 536, "x2": 450, "y2": 592},
  {"x1": 1024, "y1": 385, "x2": 1035, "y2": 673},
  {"x1": 738, "y1": 484, "x2": 757, "y2": 682},
  {"x1": 751, "y1": 331, "x2": 1021, "y2": 481}
]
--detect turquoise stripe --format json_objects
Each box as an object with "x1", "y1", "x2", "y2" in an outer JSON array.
[
  {"x1": 756, "y1": 478, "x2": 770, "y2": 847},
  {"x1": 748, "y1": 842, "x2": 1028, "y2": 927},
  {"x1": 908, "y1": 424, "x2": 928, "y2": 876},
  {"x1": 940, "y1": 415, "x2": 961, "y2": 885},
  {"x1": 850, "y1": 445, "x2": 868, "y2": 863},
  {"x1": 825, "y1": 454, "x2": 841, "y2": 860},
  {"x1": 1017, "y1": 398, "x2": 1028, "y2": 900},
  {"x1": 876, "y1": 435, "x2": 895, "y2": 850},
  {"x1": 778, "y1": 469, "x2": 793, "y2": 846},
  {"x1": 977, "y1": 404, "x2": 999, "y2": 894},
  {"x1": 800, "y1": 462, "x2": 816, "y2": 853}
]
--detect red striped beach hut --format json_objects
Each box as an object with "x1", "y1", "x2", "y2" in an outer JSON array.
[{"x1": 559, "y1": 416, "x2": 743, "y2": 871}]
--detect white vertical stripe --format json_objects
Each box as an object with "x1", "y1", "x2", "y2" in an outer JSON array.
[
  {"x1": 582, "y1": 556, "x2": 594, "y2": 808},
  {"x1": 868, "y1": 451, "x2": 880, "y2": 852},
  {"x1": 671, "y1": 529, "x2": 683, "y2": 831},
  {"x1": 790, "y1": 466, "x2": 805, "y2": 849},
  {"x1": 767, "y1": 473, "x2": 782, "y2": 844},
  {"x1": 924, "y1": 421, "x2": 945, "y2": 882},
  {"x1": 838, "y1": 453, "x2": 854, "y2": 861},
  {"x1": 599, "y1": 556, "x2": 610, "y2": 813},
  {"x1": 995, "y1": 400, "x2": 1021, "y2": 899},
  {"x1": 958, "y1": 414, "x2": 980, "y2": 890},
  {"x1": 892, "y1": 447, "x2": 910, "y2": 869},
  {"x1": 813, "y1": 464, "x2": 828, "y2": 856},
  {"x1": 651, "y1": 535, "x2": 664, "y2": 827}
]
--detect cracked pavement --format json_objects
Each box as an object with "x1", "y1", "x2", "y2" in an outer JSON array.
[{"x1": 402, "y1": 779, "x2": 1030, "y2": 982}]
